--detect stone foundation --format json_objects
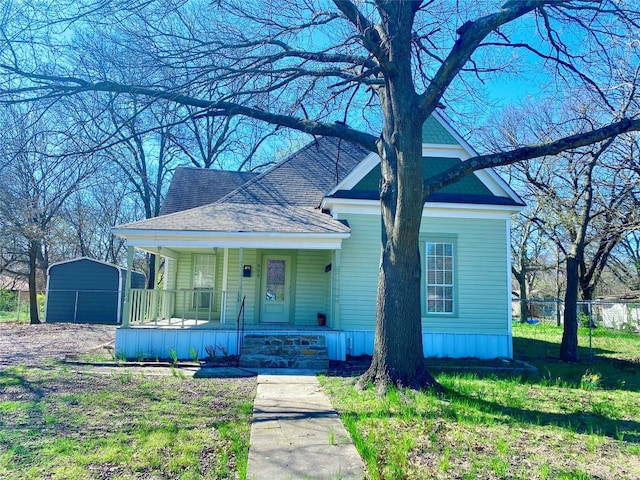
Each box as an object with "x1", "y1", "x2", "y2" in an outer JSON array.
[{"x1": 239, "y1": 334, "x2": 329, "y2": 370}]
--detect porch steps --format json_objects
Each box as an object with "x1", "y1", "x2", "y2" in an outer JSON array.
[{"x1": 239, "y1": 334, "x2": 329, "y2": 370}]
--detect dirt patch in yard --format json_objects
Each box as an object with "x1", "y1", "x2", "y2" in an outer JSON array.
[
  {"x1": 0, "y1": 322, "x2": 115, "y2": 367},
  {"x1": 0, "y1": 322, "x2": 255, "y2": 479}
]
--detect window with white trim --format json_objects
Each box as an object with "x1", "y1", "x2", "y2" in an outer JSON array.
[
  {"x1": 425, "y1": 242, "x2": 454, "y2": 314},
  {"x1": 193, "y1": 254, "x2": 216, "y2": 309}
]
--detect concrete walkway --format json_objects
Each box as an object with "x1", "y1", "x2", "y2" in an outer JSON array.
[{"x1": 245, "y1": 370, "x2": 367, "y2": 480}]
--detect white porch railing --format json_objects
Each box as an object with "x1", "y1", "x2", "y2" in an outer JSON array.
[{"x1": 128, "y1": 289, "x2": 236, "y2": 327}]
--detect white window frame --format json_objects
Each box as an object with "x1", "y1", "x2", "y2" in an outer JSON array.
[{"x1": 425, "y1": 241, "x2": 455, "y2": 315}]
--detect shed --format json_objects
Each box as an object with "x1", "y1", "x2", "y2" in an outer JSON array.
[{"x1": 45, "y1": 257, "x2": 145, "y2": 325}]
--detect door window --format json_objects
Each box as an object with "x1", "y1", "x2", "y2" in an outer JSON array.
[{"x1": 265, "y1": 259, "x2": 286, "y2": 301}]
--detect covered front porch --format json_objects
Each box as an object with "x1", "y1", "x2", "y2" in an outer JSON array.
[{"x1": 122, "y1": 244, "x2": 341, "y2": 328}]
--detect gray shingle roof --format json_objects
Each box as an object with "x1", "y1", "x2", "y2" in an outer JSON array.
[
  {"x1": 160, "y1": 167, "x2": 258, "y2": 215},
  {"x1": 219, "y1": 136, "x2": 370, "y2": 207},
  {"x1": 117, "y1": 137, "x2": 370, "y2": 235},
  {"x1": 116, "y1": 203, "x2": 350, "y2": 234}
]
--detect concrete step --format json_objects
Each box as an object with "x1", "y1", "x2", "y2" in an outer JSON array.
[
  {"x1": 240, "y1": 334, "x2": 329, "y2": 370},
  {"x1": 240, "y1": 346, "x2": 329, "y2": 356},
  {"x1": 239, "y1": 354, "x2": 329, "y2": 370},
  {"x1": 242, "y1": 334, "x2": 326, "y2": 346}
]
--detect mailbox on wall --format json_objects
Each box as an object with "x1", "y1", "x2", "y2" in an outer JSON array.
[{"x1": 243, "y1": 265, "x2": 252, "y2": 277}]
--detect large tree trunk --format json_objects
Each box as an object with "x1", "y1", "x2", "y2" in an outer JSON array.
[
  {"x1": 560, "y1": 256, "x2": 579, "y2": 361},
  {"x1": 358, "y1": 124, "x2": 439, "y2": 389},
  {"x1": 357, "y1": 5, "x2": 439, "y2": 390},
  {"x1": 28, "y1": 240, "x2": 41, "y2": 325}
]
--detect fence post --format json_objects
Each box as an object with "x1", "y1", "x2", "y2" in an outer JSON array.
[
  {"x1": 588, "y1": 301, "x2": 593, "y2": 362},
  {"x1": 74, "y1": 290, "x2": 79, "y2": 322}
]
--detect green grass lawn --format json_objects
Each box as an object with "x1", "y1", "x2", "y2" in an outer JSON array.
[
  {"x1": 0, "y1": 366, "x2": 256, "y2": 479},
  {"x1": 322, "y1": 324, "x2": 640, "y2": 480},
  {"x1": 2, "y1": 324, "x2": 637, "y2": 479},
  {"x1": 0, "y1": 311, "x2": 27, "y2": 323}
]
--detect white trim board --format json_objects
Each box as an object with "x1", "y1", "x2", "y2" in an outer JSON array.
[
  {"x1": 324, "y1": 198, "x2": 522, "y2": 219},
  {"x1": 112, "y1": 231, "x2": 350, "y2": 250}
]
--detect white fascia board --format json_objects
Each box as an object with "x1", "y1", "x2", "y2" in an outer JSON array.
[
  {"x1": 327, "y1": 151, "x2": 380, "y2": 195},
  {"x1": 325, "y1": 198, "x2": 523, "y2": 219},
  {"x1": 432, "y1": 110, "x2": 480, "y2": 156},
  {"x1": 111, "y1": 229, "x2": 350, "y2": 250},
  {"x1": 481, "y1": 169, "x2": 525, "y2": 205},
  {"x1": 422, "y1": 143, "x2": 471, "y2": 159}
]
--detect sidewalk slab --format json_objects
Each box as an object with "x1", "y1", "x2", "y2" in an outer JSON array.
[{"x1": 246, "y1": 373, "x2": 367, "y2": 480}]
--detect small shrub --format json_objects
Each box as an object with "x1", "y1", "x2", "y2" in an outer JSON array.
[
  {"x1": 580, "y1": 370, "x2": 601, "y2": 390},
  {"x1": 168, "y1": 348, "x2": 178, "y2": 365},
  {"x1": 188, "y1": 347, "x2": 199, "y2": 363},
  {"x1": 205, "y1": 345, "x2": 229, "y2": 361},
  {"x1": 205, "y1": 345, "x2": 217, "y2": 361},
  {"x1": 0, "y1": 290, "x2": 18, "y2": 312}
]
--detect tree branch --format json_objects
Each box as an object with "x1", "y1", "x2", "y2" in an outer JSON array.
[
  {"x1": 418, "y1": 0, "x2": 549, "y2": 115},
  {"x1": 0, "y1": 67, "x2": 379, "y2": 151},
  {"x1": 423, "y1": 117, "x2": 640, "y2": 200},
  {"x1": 332, "y1": 0, "x2": 390, "y2": 70}
]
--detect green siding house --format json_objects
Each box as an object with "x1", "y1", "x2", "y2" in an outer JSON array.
[{"x1": 113, "y1": 112, "x2": 523, "y2": 361}]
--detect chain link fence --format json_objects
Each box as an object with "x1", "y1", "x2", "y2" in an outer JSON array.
[
  {"x1": 512, "y1": 298, "x2": 640, "y2": 333},
  {"x1": 0, "y1": 290, "x2": 45, "y2": 322}
]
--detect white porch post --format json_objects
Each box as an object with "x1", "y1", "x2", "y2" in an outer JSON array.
[
  {"x1": 221, "y1": 248, "x2": 229, "y2": 324},
  {"x1": 238, "y1": 247, "x2": 244, "y2": 302},
  {"x1": 162, "y1": 255, "x2": 170, "y2": 290},
  {"x1": 121, "y1": 245, "x2": 134, "y2": 327},
  {"x1": 332, "y1": 249, "x2": 341, "y2": 329}
]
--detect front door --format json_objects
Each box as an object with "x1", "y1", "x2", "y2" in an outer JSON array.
[{"x1": 260, "y1": 255, "x2": 291, "y2": 323}]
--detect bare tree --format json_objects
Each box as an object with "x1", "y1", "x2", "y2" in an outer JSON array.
[
  {"x1": 167, "y1": 109, "x2": 278, "y2": 171},
  {"x1": 510, "y1": 204, "x2": 555, "y2": 324},
  {"x1": 59, "y1": 175, "x2": 140, "y2": 265},
  {"x1": 610, "y1": 231, "x2": 640, "y2": 290},
  {"x1": 490, "y1": 97, "x2": 640, "y2": 359},
  {"x1": 2, "y1": 0, "x2": 640, "y2": 385},
  {"x1": 0, "y1": 103, "x2": 95, "y2": 323}
]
